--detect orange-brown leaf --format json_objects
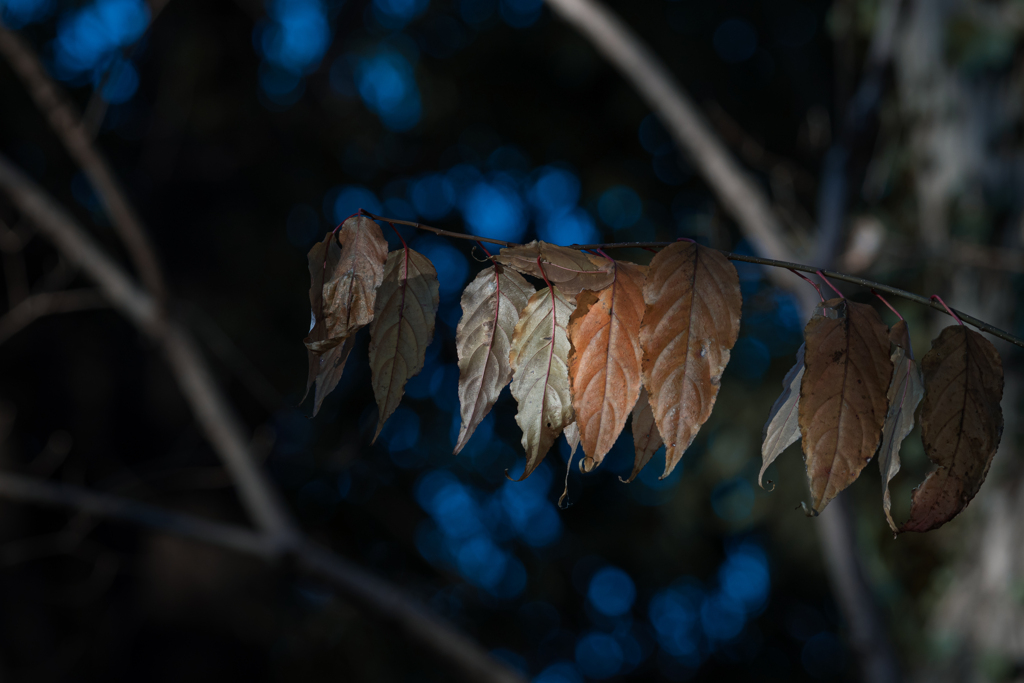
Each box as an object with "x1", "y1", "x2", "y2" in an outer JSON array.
[
  {"x1": 799, "y1": 298, "x2": 892, "y2": 513},
  {"x1": 879, "y1": 320, "x2": 923, "y2": 532},
  {"x1": 624, "y1": 387, "x2": 662, "y2": 482},
  {"x1": 900, "y1": 325, "x2": 1003, "y2": 533},
  {"x1": 368, "y1": 247, "x2": 440, "y2": 440},
  {"x1": 639, "y1": 242, "x2": 741, "y2": 477},
  {"x1": 567, "y1": 261, "x2": 646, "y2": 471},
  {"x1": 508, "y1": 286, "x2": 576, "y2": 480},
  {"x1": 454, "y1": 265, "x2": 535, "y2": 454},
  {"x1": 494, "y1": 241, "x2": 614, "y2": 295}
]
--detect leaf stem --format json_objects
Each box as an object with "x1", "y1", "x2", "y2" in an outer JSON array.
[
  {"x1": 358, "y1": 212, "x2": 1024, "y2": 349},
  {"x1": 930, "y1": 294, "x2": 964, "y2": 326},
  {"x1": 816, "y1": 270, "x2": 845, "y2": 299}
]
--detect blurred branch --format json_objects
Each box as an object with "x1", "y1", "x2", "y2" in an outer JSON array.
[
  {"x1": 542, "y1": 0, "x2": 817, "y2": 310},
  {"x1": 0, "y1": 290, "x2": 106, "y2": 346},
  {"x1": 0, "y1": 154, "x2": 527, "y2": 683},
  {"x1": 0, "y1": 21, "x2": 166, "y2": 300},
  {"x1": 0, "y1": 470, "x2": 275, "y2": 558},
  {"x1": 0, "y1": 152, "x2": 295, "y2": 547},
  {"x1": 0, "y1": 468, "x2": 530, "y2": 683}
]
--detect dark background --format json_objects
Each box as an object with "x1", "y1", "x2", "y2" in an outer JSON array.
[{"x1": 0, "y1": 0, "x2": 1021, "y2": 681}]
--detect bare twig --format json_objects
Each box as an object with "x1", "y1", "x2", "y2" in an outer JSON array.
[
  {"x1": 0, "y1": 290, "x2": 106, "y2": 346},
  {"x1": 0, "y1": 469, "x2": 529, "y2": 683},
  {"x1": 0, "y1": 152, "x2": 295, "y2": 547},
  {"x1": 0, "y1": 21, "x2": 166, "y2": 300},
  {"x1": 361, "y1": 213, "x2": 1024, "y2": 349}
]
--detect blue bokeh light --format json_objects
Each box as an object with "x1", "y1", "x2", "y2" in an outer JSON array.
[
  {"x1": 2, "y1": 0, "x2": 55, "y2": 28},
  {"x1": 587, "y1": 566, "x2": 637, "y2": 617},
  {"x1": 638, "y1": 114, "x2": 673, "y2": 155},
  {"x1": 372, "y1": 0, "x2": 429, "y2": 29},
  {"x1": 462, "y1": 177, "x2": 527, "y2": 242},
  {"x1": 700, "y1": 594, "x2": 746, "y2": 641},
  {"x1": 719, "y1": 543, "x2": 770, "y2": 614},
  {"x1": 259, "y1": 0, "x2": 331, "y2": 74},
  {"x1": 95, "y1": 57, "x2": 139, "y2": 104},
  {"x1": 412, "y1": 236, "x2": 468, "y2": 300},
  {"x1": 378, "y1": 406, "x2": 421, "y2": 453},
  {"x1": 332, "y1": 185, "x2": 383, "y2": 223},
  {"x1": 597, "y1": 186, "x2": 642, "y2": 230},
  {"x1": 537, "y1": 208, "x2": 600, "y2": 246},
  {"x1": 529, "y1": 166, "x2": 580, "y2": 215},
  {"x1": 410, "y1": 173, "x2": 457, "y2": 220},
  {"x1": 354, "y1": 48, "x2": 422, "y2": 131},
  {"x1": 52, "y1": 0, "x2": 149, "y2": 100},
  {"x1": 729, "y1": 336, "x2": 771, "y2": 382},
  {"x1": 713, "y1": 19, "x2": 758, "y2": 63},
  {"x1": 649, "y1": 583, "x2": 703, "y2": 660}
]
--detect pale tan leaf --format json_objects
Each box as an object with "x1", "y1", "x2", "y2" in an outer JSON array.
[
  {"x1": 453, "y1": 265, "x2": 535, "y2": 454},
  {"x1": 799, "y1": 298, "x2": 892, "y2": 513},
  {"x1": 759, "y1": 343, "x2": 805, "y2": 490},
  {"x1": 901, "y1": 325, "x2": 1004, "y2": 533},
  {"x1": 508, "y1": 286, "x2": 576, "y2": 480},
  {"x1": 623, "y1": 387, "x2": 662, "y2": 483},
  {"x1": 879, "y1": 320, "x2": 924, "y2": 532},
  {"x1": 564, "y1": 422, "x2": 580, "y2": 458},
  {"x1": 368, "y1": 247, "x2": 440, "y2": 441},
  {"x1": 567, "y1": 261, "x2": 646, "y2": 471},
  {"x1": 494, "y1": 241, "x2": 614, "y2": 295},
  {"x1": 639, "y1": 242, "x2": 741, "y2": 478}
]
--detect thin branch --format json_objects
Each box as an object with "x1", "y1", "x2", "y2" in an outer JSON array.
[
  {"x1": 0, "y1": 21, "x2": 166, "y2": 301},
  {"x1": 0, "y1": 290, "x2": 107, "y2": 345},
  {"x1": 0, "y1": 469, "x2": 529, "y2": 683},
  {"x1": 361, "y1": 214, "x2": 1024, "y2": 349},
  {"x1": 0, "y1": 152, "x2": 297, "y2": 548}
]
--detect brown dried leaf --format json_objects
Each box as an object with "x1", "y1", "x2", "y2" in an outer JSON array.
[
  {"x1": 900, "y1": 325, "x2": 1004, "y2": 533},
  {"x1": 368, "y1": 247, "x2": 440, "y2": 441},
  {"x1": 799, "y1": 298, "x2": 892, "y2": 513},
  {"x1": 303, "y1": 217, "x2": 388, "y2": 415},
  {"x1": 567, "y1": 261, "x2": 646, "y2": 471},
  {"x1": 494, "y1": 241, "x2": 614, "y2": 295},
  {"x1": 624, "y1": 387, "x2": 662, "y2": 483},
  {"x1": 759, "y1": 343, "x2": 805, "y2": 490},
  {"x1": 508, "y1": 286, "x2": 576, "y2": 480},
  {"x1": 639, "y1": 242, "x2": 741, "y2": 477},
  {"x1": 309, "y1": 337, "x2": 356, "y2": 416},
  {"x1": 454, "y1": 265, "x2": 535, "y2": 454},
  {"x1": 879, "y1": 321, "x2": 924, "y2": 532}
]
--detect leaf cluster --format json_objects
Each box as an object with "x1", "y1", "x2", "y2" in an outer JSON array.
[{"x1": 305, "y1": 217, "x2": 1006, "y2": 533}]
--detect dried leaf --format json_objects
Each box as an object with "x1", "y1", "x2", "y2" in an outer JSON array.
[
  {"x1": 759, "y1": 343, "x2": 805, "y2": 490},
  {"x1": 508, "y1": 286, "x2": 576, "y2": 480},
  {"x1": 623, "y1": 387, "x2": 662, "y2": 483},
  {"x1": 453, "y1": 265, "x2": 535, "y2": 454},
  {"x1": 494, "y1": 241, "x2": 614, "y2": 295},
  {"x1": 567, "y1": 261, "x2": 646, "y2": 471},
  {"x1": 564, "y1": 422, "x2": 581, "y2": 458},
  {"x1": 306, "y1": 216, "x2": 389, "y2": 355},
  {"x1": 310, "y1": 337, "x2": 356, "y2": 416},
  {"x1": 368, "y1": 247, "x2": 440, "y2": 440},
  {"x1": 799, "y1": 298, "x2": 892, "y2": 513},
  {"x1": 639, "y1": 242, "x2": 741, "y2": 478},
  {"x1": 879, "y1": 321, "x2": 924, "y2": 532},
  {"x1": 901, "y1": 325, "x2": 1004, "y2": 533},
  {"x1": 303, "y1": 234, "x2": 332, "y2": 402}
]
